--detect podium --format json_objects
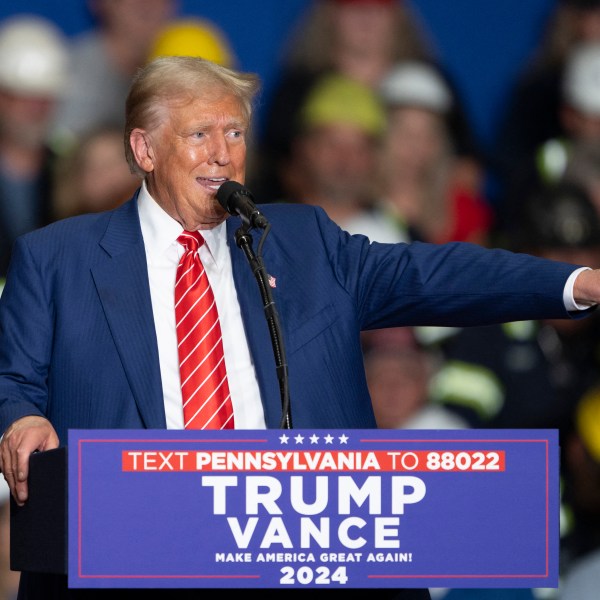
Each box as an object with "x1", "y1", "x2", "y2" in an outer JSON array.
[
  {"x1": 10, "y1": 447, "x2": 67, "y2": 574},
  {"x1": 10, "y1": 429, "x2": 559, "y2": 590}
]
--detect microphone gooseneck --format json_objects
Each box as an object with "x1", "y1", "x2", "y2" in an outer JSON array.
[{"x1": 218, "y1": 181, "x2": 292, "y2": 429}]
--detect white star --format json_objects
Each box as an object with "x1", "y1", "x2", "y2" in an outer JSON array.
[
  {"x1": 324, "y1": 434, "x2": 334, "y2": 444},
  {"x1": 294, "y1": 434, "x2": 305, "y2": 444},
  {"x1": 309, "y1": 434, "x2": 319, "y2": 444},
  {"x1": 279, "y1": 434, "x2": 289, "y2": 444},
  {"x1": 338, "y1": 434, "x2": 349, "y2": 444}
]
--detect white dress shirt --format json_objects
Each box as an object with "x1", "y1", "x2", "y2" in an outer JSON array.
[{"x1": 137, "y1": 182, "x2": 266, "y2": 429}]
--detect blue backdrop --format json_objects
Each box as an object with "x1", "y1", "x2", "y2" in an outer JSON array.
[{"x1": 0, "y1": 0, "x2": 557, "y2": 151}]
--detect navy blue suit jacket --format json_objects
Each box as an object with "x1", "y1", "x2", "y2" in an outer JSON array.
[{"x1": 0, "y1": 193, "x2": 583, "y2": 443}]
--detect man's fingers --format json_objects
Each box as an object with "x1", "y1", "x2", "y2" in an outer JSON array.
[
  {"x1": 0, "y1": 441, "x2": 17, "y2": 500},
  {"x1": 13, "y1": 446, "x2": 33, "y2": 504},
  {"x1": 1, "y1": 466, "x2": 16, "y2": 498},
  {"x1": 15, "y1": 445, "x2": 31, "y2": 481},
  {"x1": 0, "y1": 462, "x2": 24, "y2": 505},
  {"x1": 1, "y1": 431, "x2": 31, "y2": 505},
  {"x1": 0, "y1": 415, "x2": 59, "y2": 505},
  {"x1": 14, "y1": 478, "x2": 28, "y2": 506}
]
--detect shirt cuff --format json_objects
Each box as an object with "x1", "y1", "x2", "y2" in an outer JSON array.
[{"x1": 564, "y1": 267, "x2": 595, "y2": 311}]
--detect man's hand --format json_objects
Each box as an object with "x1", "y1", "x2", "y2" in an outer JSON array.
[
  {"x1": 0, "y1": 416, "x2": 59, "y2": 506},
  {"x1": 574, "y1": 268, "x2": 600, "y2": 307}
]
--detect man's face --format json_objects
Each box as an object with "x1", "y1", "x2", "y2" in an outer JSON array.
[
  {"x1": 134, "y1": 91, "x2": 248, "y2": 230},
  {"x1": 0, "y1": 89, "x2": 57, "y2": 149},
  {"x1": 299, "y1": 123, "x2": 378, "y2": 202}
]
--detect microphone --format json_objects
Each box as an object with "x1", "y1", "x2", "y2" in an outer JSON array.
[{"x1": 216, "y1": 181, "x2": 269, "y2": 229}]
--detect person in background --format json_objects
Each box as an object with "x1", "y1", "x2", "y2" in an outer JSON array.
[
  {"x1": 492, "y1": 0, "x2": 600, "y2": 202},
  {"x1": 50, "y1": 0, "x2": 177, "y2": 155},
  {"x1": 561, "y1": 137, "x2": 600, "y2": 216},
  {"x1": 559, "y1": 387, "x2": 600, "y2": 587},
  {"x1": 558, "y1": 382, "x2": 600, "y2": 599},
  {"x1": 51, "y1": 124, "x2": 140, "y2": 220},
  {"x1": 279, "y1": 71, "x2": 405, "y2": 243},
  {"x1": 5, "y1": 54, "x2": 600, "y2": 599},
  {"x1": 0, "y1": 14, "x2": 69, "y2": 280},
  {"x1": 252, "y1": 0, "x2": 480, "y2": 204},
  {"x1": 498, "y1": 40, "x2": 600, "y2": 243},
  {"x1": 362, "y1": 327, "x2": 469, "y2": 431},
  {"x1": 375, "y1": 61, "x2": 493, "y2": 245}
]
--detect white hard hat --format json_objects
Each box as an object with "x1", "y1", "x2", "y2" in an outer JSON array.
[
  {"x1": 563, "y1": 42, "x2": 600, "y2": 116},
  {"x1": 0, "y1": 14, "x2": 69, "y2": 97},
  {"x1": 379, "y1": 61, "x2": 453, "y2": 113}
]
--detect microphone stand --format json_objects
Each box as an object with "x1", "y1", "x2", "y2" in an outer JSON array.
[{"x1": 234, "y1": 222, "x2": 292, "y2": 429}]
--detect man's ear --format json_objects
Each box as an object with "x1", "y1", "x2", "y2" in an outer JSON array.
[{"x1": 129, "y1": 129, "x2": 155, "y2": 173}]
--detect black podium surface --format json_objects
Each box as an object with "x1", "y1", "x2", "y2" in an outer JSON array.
[{"x1": 10, "y1": 447, "x2": 67, "y2": 574}]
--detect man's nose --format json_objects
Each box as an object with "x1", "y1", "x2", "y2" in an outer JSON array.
[{"x1": 208, "y1": 135, "x2": 230, "y2": 164}]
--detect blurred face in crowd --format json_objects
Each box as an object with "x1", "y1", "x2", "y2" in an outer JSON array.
[
  {"x1": 294, "y1": 123, "x2": 378, "y2": 202},
  {"x1": 329, "y1": 0, "x2": 397, "y2": 85},
  {"x1": 562, "y1": 105, "x2": 600, "y2": 141},
  {"x1": 584, "y1": 177, "x2": 600, "y2": 215},
  {"x1": 333, "y1": 0, "x2": 396, "y2": 56},
  {"x1": 0, "y1": 88, "x2": 57, "y2": 149},
  {"x1": 129, "y1": 89, "x2": 248, "y2": 231},
  {"x1": 78, "y1": 129, "x2": 140, "y2": 213},
  {"x1": 573, "y1": 6, "x2": 600, "y2": 42},
  {"x1": 365, "y1": 346, "x2": 432, "y2": 429},
  {"x1": 382, "y1": 105, "x2": 449, "y2": 177},
  {"x1": 91, "y1": 0, "x2": 175, "y2": 40}
]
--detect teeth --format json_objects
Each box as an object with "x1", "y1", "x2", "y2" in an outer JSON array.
[{"x1": 197, "y1": 177, "x2": 227, "y2": 190}]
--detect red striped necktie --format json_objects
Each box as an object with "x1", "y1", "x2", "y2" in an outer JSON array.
[{"x1": 175, "y1": 230, "x2": 234, "y2": 430}]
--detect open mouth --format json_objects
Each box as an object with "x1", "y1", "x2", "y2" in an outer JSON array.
[{"x1": 197, "y1": 177, "x2": 228, "y2": 192}]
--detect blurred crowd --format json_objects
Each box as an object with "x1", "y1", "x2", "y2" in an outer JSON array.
[{"x1": 2, "y1": 0, "x2": 600, "y2": 598}]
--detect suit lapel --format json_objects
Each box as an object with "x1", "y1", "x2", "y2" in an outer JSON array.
[
  {"x1": 92, "y1": 199, "x2": 166, "y2": 428},
  {"x1": 86, "y1": 206, "x2": 285, "y2": 430},
  {"x1": 226, "y1": 220, "x2": 282, "y2": 427}
]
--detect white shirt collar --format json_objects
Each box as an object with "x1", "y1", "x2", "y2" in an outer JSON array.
[{"x1": 137, "y1": 180, "x2": 228, "y2": 268}]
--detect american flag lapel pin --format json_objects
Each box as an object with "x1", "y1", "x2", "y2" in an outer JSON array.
[{"x1": 268, "y1": 274, "x2": 277, "y2": 288}]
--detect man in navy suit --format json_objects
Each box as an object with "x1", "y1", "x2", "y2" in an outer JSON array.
[{"x1": 1, "y1": 56, "x2": 600, "y2": 599}]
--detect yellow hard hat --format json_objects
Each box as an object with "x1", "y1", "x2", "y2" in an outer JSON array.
[
  {"x1": 300, "y1": 73, "x2": 386, "y2": 137},
  {"x1": 147, "y1": 18, "x2": 235, "y2": 68},
  {"x1": 576, "y1": 387, "x2": 600, "y2": 463}
]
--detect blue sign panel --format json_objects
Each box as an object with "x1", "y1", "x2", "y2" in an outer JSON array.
[{"x1": 67, "y1": 429, "x2": 559, "y2": 589}]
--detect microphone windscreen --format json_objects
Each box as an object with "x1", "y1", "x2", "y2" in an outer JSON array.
[{"x1": 216, "y1": 180, "x2": 246, "y2": 211}]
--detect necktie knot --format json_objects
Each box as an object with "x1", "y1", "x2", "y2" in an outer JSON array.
[{"x1": 177, "y1": 230, "x2": 203, "y2": 254}]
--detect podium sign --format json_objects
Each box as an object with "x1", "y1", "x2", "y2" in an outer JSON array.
[{"x1": 68, "y1": 429, "x2": 559, "y2": 589}]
